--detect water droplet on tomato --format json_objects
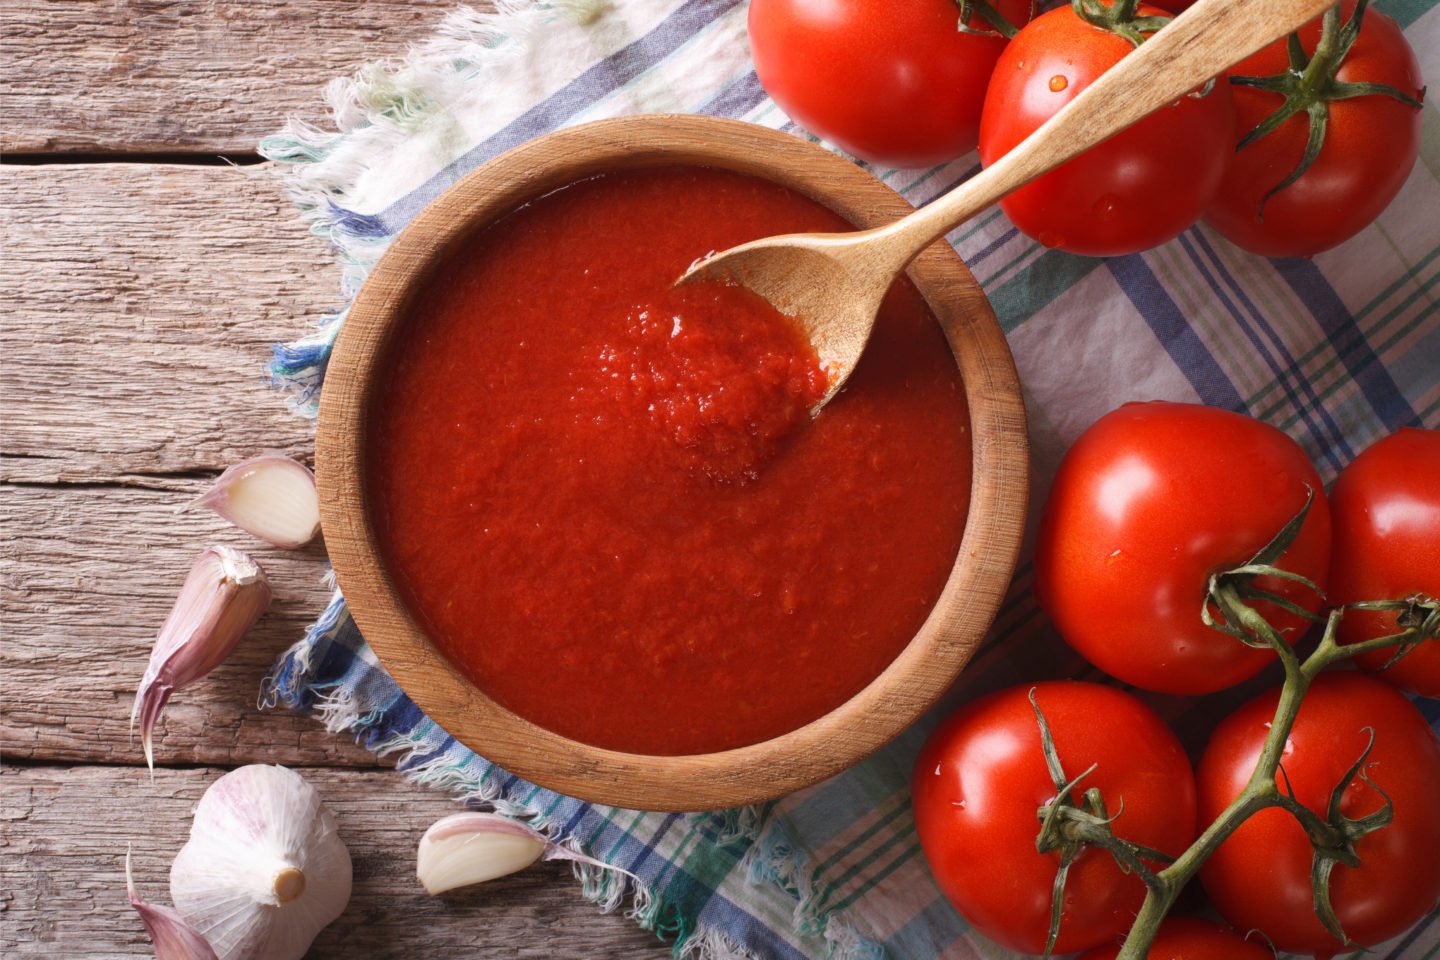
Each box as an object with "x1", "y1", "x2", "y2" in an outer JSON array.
[
  {"x1": 1037, "y1": 231, "x2": 1065, "y2": 249},
  {"x1": 950, "y1": 798, "x2": 967, "y2": 810},
  {"x1": 1049, "y1": 75, "x2": 1068, "y2": 92}
]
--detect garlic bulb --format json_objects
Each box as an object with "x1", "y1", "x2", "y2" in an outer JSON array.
[
  {"x1": 133, "y1": 546, "x2": 271, "y2": 770},
  {"x1": 127, "y1": 851, "x2": 220, "y2": 960},
  {"x1": 170, "y1": 765, "x2": 352, "y2": 960},
  {"x1": 189, "y1": 454, "x2": 321, "y2": 549},
  {"x1": 416, "y1": 811, "x2": 637, "y2": 895}
]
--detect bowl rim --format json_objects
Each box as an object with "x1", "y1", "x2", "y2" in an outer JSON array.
[{"x1": 317, "y1": 115, "x2": 1029, "y2": 811}]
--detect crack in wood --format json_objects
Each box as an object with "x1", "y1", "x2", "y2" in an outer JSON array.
[
  {"x1": 1, "y1": 474, "x2": 215, "y2": 492},
  {"x1": 1, "y1": 152, "x2": 265, "y2": 167}
]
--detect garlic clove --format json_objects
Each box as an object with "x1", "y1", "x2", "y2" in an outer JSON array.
[
  {"x1": 417, "y1": 814, "x2": 546, "y2": 894},
  {"x1": 416, "y1": 812, "x2": 640, "y2": 895},
  {"x1": 132, "y1": 546, "x2": 271, "y2": 771},
  {"x1": 189, "y1": 454, "x2": 321, "y2": 549},
  {"x1": 171, "y1": 765, "x2": 352, "y2": 960},
  {"x1": 127, "y1": 850, "x2": 221, "y2": 960}
]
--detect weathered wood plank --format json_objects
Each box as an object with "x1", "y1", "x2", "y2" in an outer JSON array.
[
  {"x1": 1, "y1": 163, "x2": 322, "y2": 481},
  {"x1": 2, "y1": 0, "x2": 448, "y2": 154},
  {"x1": 1, "y1": 764, "x2": 668, "y2": 957},
  {"x1": 0, "y1": 482, "x2": 382, "y2": 767},
  {"x1": 0, "y1": 163, "x2": 380, "y2": 766}
]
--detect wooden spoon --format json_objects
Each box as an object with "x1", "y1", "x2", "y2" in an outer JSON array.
[{"x1": 680, "y1": 0, "x2": 1335, "y2": 408}]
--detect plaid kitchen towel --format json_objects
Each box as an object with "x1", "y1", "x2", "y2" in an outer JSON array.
[{"x1": 260, "y1": 0, "x2": 1440, "y2": 957}]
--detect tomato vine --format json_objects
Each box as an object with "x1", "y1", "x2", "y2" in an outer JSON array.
[{"x1": 1030, "y1": 492, "x2": 1439, "y2": 959}]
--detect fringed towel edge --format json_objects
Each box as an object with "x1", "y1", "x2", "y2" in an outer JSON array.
[{"x1": 261, "y1": 590, "x2": 887, "y2": 958}]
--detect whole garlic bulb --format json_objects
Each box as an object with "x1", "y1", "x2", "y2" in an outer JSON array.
[{"x1": 170, "y1": 765, "x2": 352, "y2": 960}]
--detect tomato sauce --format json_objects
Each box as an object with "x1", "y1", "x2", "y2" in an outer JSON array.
[{"x1": 369, "y1": 167, "x2": 971, "y2": 755}]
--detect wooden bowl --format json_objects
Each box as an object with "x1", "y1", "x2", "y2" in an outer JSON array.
[{"x1": 318, "y1": 115, "x2": 1028, "y2": 812}]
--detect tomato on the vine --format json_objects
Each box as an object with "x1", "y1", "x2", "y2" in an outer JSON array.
[
  {"x1": 1329, "y1": 427, "x2": 1440, "y2": 696},
  {"x1": 977, "y1": 3, "x2": 1233, "y2": 255},
  {"x1": 1199, "y1": 672, "x2": 1440, "y2": 955},
  {"x1": 913, "y1": 682, "x2": 1196, "y2": 954},
  {"x1": 1204, "y1": 1, "x2": 1424, "y2": 258},
  {"x1": 1035, "y1": 402, "x2": 1331, "y2": 695},
  {"x1": 1077, "y1": 916, "x2": 1272, "y2": 960},
  {"x1": 748, "y1": 0, "x2": 1034, "y2": 168}
]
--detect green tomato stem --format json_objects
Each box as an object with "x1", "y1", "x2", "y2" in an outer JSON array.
[
  {"x1": 1300, "y1": 5, "x2": 1346, "y2": 97},
  {"x1": 1070, "y1": 0, "x2": 1167, "y2": 47},
  {"x1": 954, "y1": 0, "x2": 1023, "y2": 40},
  {"x1": 1229, "y1": 0, "x2": 1423, "y2": 218}
]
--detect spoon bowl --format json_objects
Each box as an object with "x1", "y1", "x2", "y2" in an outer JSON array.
[{"x1": 679, "y1": 226, "x2": 897, "y2": 408}]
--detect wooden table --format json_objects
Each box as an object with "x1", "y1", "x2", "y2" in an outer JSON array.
[{"x1": 2, "y1": 3, "x2": 669, "y2": 955}]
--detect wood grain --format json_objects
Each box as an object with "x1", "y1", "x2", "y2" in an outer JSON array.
[
  {"x1": 1, "y1": 764, "x2": 667, "y2": 958},
  {"x1": 1, "y1": 163, "x2": 321, "y2": 481},
  {"x1": 0, "y1": 163, "x2": 366, "y2": 765},
  {"x1": 1, "y1": 0, "x2": 447, "y2": 154},
  {"x1": 318, "y1": 115, "x2": 1029, "y2": 811},
  {"x1": 2, "y1": 8, "x2": 667, "y2": 956}
]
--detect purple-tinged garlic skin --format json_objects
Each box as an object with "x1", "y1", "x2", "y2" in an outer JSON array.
[
  {"x1": 416, "y1": 812, "x2": 639, "y2": 895},
  {"x1": 132, "y1": 546, "x2": 271, "y2": 770},
  {"x1": 191, "y1": 454, "x2": 321, "y2": 550},
  {"x1": 127, "y1": 851, "x2": 221, "y2": 960}
]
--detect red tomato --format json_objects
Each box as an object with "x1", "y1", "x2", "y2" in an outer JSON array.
[
  {"x1": 748, "y1": 0, "x2": 1033, "y2": 168},
  {"x1": 1199, "y1": 672, "x2": 1440, "y2": 954},
  {"x1": 913, "y1": 682, "x2": 1197, "y2": 955},
  {"x1": 1035, "y1": 402, "x2": 1331, "y2": 695},
  {"x1": 977, "y1": 5, "x2": 1233, "y2": 255},
  {"x1": 1205, "y1": 3, "x2": 1424, "y2": 258},
  {"x1": 1077, "y1": 917, "x2": 1272, "y2": 960},
  {"x1": 1329, "y1": 427, "x2": 1440, "y2": 696}
]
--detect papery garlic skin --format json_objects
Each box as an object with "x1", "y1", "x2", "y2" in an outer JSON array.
[
  {"x1": 132, "y1": 546, "x2": 271, "y2": 770},
  {"x1": 171, "y1": 765, "x2": 352, "y2": 960},
  {"x1": 416, "y1": 812, "x2": 639, "y2": 896},
  {"x1": 127, "y1": 851, "x2": 221, "y2": 960},
  {"x1": 191, "y1": 454, "x2": 321, "y2": 549}
]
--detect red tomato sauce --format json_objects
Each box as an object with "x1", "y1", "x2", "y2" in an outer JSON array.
[{"x1": 369, "y1": 167, "x2": 971, "y2": 755}]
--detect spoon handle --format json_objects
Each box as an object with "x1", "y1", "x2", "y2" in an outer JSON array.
[{"x1": 877, "y1": 0, "x2": 1336, "y2": 263}]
